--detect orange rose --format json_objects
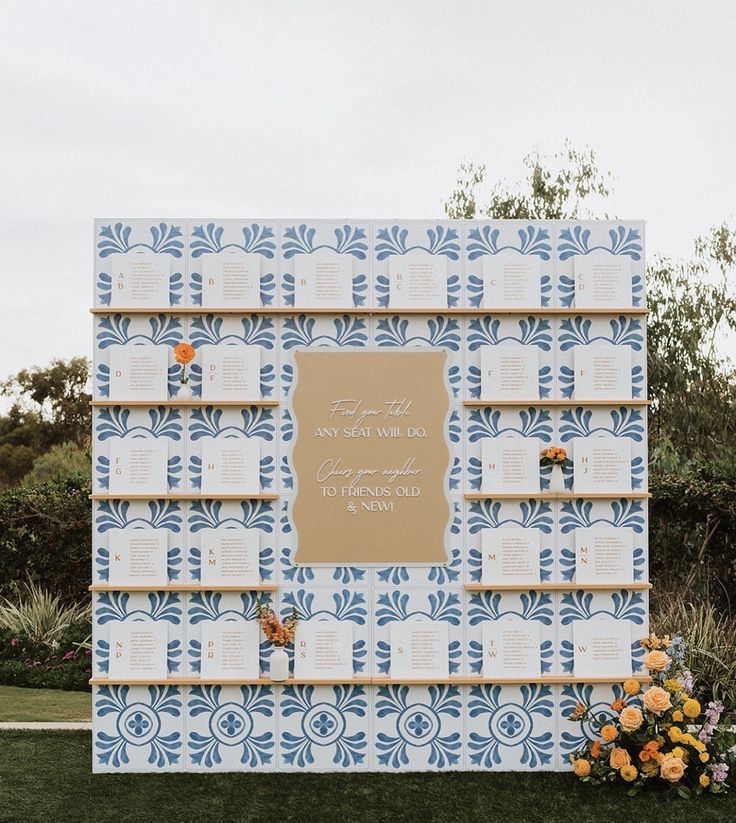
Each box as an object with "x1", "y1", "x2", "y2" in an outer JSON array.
[
  {"x1": 590, "y1": 740, "x2": 602, "y2": 758},
  {"x1": 619, "y1": 706, "x2": 644, "y2": 732},
  {"x1": 642, "y1": 650, "x2": 671, "y2": 672},
  {"x1": 557, "y1": 448, "x2": 567, "y2": 460},
  {"x1": 573, "y1": 758, "x2": 591, "y2": 777},
  {"x1": 660, "y1": 756, "x2": 686, "y2": 783},
  {"x1": 174, "y1": 342, "x2": 195, "y2": 364},
  {"x1": 609, "y1": 747, "x2": 631, "y2": 770},
  {"x1": 643, "y1": 686, "x2": 672, "y2": 716},
  {"x1": 610, "y1": 698, "x2": 625, "y2": 712}
]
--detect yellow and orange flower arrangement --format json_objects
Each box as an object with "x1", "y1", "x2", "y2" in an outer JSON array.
[
  {"x1": 255, "y1": 598, "x2": 299, "y2": 648},
  {"x1": 567, "y1": 632, "x2": 733, "y2": 796},
  {"x1": 540, "y1": 445, "x2": 567, "y2": 466}
]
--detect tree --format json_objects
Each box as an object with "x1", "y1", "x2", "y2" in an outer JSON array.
[
  {"x1": 444, "y1": 142, "x2": 610, "y2": 220},
  {"x1": 22, "y1": 441, "x2": 91, "y2": 486},
  {"x1": 0, "y1": 358, "x2": 91, "y2": 488}
]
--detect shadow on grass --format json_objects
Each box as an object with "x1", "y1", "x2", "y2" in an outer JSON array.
[{"x1": 0, "y1": 731, "x2": 733, "y2": 823}]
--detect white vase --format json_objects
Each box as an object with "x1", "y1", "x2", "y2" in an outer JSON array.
[
  {"x1": 549, "y1": 464, "x2": 565, "y2": 492},
  {"x1": 177, "y1": 382, "x2": 193, "y2": 400},
  {"x1": 270, "y1": 647, "x2": 289, "y2": 681}
]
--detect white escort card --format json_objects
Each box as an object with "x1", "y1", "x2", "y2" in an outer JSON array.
[
  {"x1": 200, "y1": 438, "x2": 260, "y2": 494},
  {"x1": 480, "y1": 342, "x2": 539, "y2": 400},
  {"x1": 108, "y1": 622, "x2": 168, "y2": 679},
  {"x1": 108, "y1": 252, "x2": 171, "y2": 308},
  {"x1": 108, "y1": 439, "x2": 168, "y2": 496},
  {"x1": 482, "y1": 618, "x2": 542, "y2": 679},
  {"x1": 575, "y1": 527, "x2": 635, "y2": 584},
  {"x1": 482, "y1": 250, "x2": 542, "y2": 308},
  {"x1": 201, "y1": 251, "x2": 261, "y2": 308},
  {"x1": 108, "y1": 529, "x2": 168, "y2": 587},
  {"x1": 198, "y1": 528, "x2": 260, "y2": 586},
  {"x1": 108, "y1": 346, "x2": 168, "y2": 402},
  {"x1": 573, "y1": 251, "x2": 632, "y2": 308},
  {"x1": 481, "y1": 527, "x2": 541, "y2": 586},
  {"x1": 574, "y1": 436, "x2": 631, "y2": 494},
  {"x1": 200, "y1": 620, "x2": 260, "y2": 679},
  {"x1": 294, "y1": 253, "x2": 353, "y2": 307},
  {"x1": 388, "y1": 253, "x2": 447, "y2": 308},
  {"x1": 574, "y1": 344, "x2": 631, "y2": 400},
  {"x1": 573, "y1": 617, "x2": 632, "y2": 678},
  {"x1": 390, "y1": 619, "x2": 449, "y2": 679},
  {"x1": 201, "y1": 346, "x2": 261, "y2": 401},
  {"x1": 294, "y1": 620, "x2": 354, "y2": 680},
  {"x1": 481, "y1": 436, "x2": 541, "y2": 495}
]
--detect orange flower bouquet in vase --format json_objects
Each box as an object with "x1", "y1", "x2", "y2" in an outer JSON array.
[
  {"x1": 541, "y1": 445, "x2": 568, "y2": 492},
  {"x1": 173, "y1": 342, "x2": 195, "y2": 400},
  {"x1": 256, "y1": 598, "x2": 298, "y2": 682}
]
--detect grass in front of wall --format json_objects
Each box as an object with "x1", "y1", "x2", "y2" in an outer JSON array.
[
  {"x1": 0, "y1": 731, "x2": 735, "y2": 823},
  {"x1": 0, "y1": 685, "x2": 91, "y2": 722}
]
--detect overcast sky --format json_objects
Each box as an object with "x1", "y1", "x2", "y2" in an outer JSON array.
[{"x1": 2, "y1": 0, "x2": 735, "y2": 383}]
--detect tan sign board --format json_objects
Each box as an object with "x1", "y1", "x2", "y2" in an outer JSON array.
[{"x1": 290, "y1": 349, "x2": 452, "y2": 565}]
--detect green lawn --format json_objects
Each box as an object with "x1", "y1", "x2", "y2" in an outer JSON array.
[
  {"x1": 0, "y1": 686, "x2": 91, "y2": 721},
  {"x1": 0, "y1": 731, "x2": 733, "y2": 823}
]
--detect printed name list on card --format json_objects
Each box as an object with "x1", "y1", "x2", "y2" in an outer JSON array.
[
  {"x1": 388, "y1": 253, "x2": 447, "y2": 308},
  {"x1": 201, "y1": 346, "x2": 261, "y2": 400},
  {"x1": 574, "y1": 436, "x2": 631, "y2": 494},
  {"x1": 482, "y1": 249, "x2": 542, "y2": 308},
  {"x1": 294, "y1": 253, "x2": 353, "y2": 307},
  {"x1": 200, "y1": 439, "x2": 260, "y2": 495},
  {"x1": 198, "y1": 528, "x2": 260, "y2": 586},
  {"x1": 573, "y1": 251, "x2": 632, "y2": 308},
  {"x1": 573, "y1": 618, "x2": 632, "y2": 679},
  {"x1": 390, "y1": 620, "x2": 449, "y2": 679},
  {"x1": 294, "y1": 620, "x2": 354, "y2": 680},
  {"x1": 199, "y1": 620, "x2": 260, "y2": 679},
  {"x1": 574, "y1": 344, "x2": 631, "y2": 400},
  {"x1": 108, "y1": 346, "x2": 169, "y2": 402},
  {"x1": 108, "y1": 252, "x2": 171, "y2": 308},
  {"x1": 481, "y1": 342, "x2": 539, "y2": 401},
  {"x1": 108, "y1": 439, "x2": 169, "y2": 496},
  {"x1": 108, "y1": 622, "x2": 168, "y2": 679},
  {"x1": 481, "y1": 436, "x2": 541, "y2": 495},
  {"x1": 108, "y1": 529, "x2": 168, "y2": 587},
  {"x1": 481, "y1": 527, "x2": 541, "y2": 586},
  {"x1": 575, "y1": 527, "x2": 634, "y2": 584},
  {"x1": 201, "y1": 251, "x2": 261, "y2": 308},
  {"x1": 482, "y1": 618, "x2": 541, "y2": 679}
]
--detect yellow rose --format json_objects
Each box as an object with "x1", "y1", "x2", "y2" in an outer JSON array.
[
  {"x1": 664, "y1": 678, "x2": 682, "y2": 692},
  {"x1": 643, "y1": 650, "x2": 671, "y2": 672},
  {"x1": 668, "y1": 726, "x2": 682, "y2": 742},
  {"x1": 620, "y1": 764, "x2": 638, "y2": 782},
  {"x1": 573, "y1": 758, "x2": 591, "y2": 777},
  {"x1": 643, "y1": 686, "x2": 672, "y2": 715},
  {"x1": 683, "y1": 698, "x2": 701, "y2": 719},
  {"x1": 672, "y1": 710, "x2": 684, "y2": 722},
  {"x1": 672, "y1": 746, "x2": 686, "y2": 760},
  {"x1": 699, "y1": 752, "x2": 710, "y2": 763},
  {"x1": 600, "y1": 724, "x2": 618, "y2": 742},
  {"x1": 660, "y1": 756, "x2": 686, "y2": 783},
  {"x1": 609, "y1": 747, "x2": 631, "y2": 770},
  {"x1": 623, "y1": 678, "x2": 641, "y2": 696},
  {"x1": 700, "y1": 774, "x2": 711, "y2": 787},
  {"x1": 695, "y1": 741, "x2": 706, "y2": 753},
  {"x1": 619, "y1": 706, "x2": 644, "y2": 732}
]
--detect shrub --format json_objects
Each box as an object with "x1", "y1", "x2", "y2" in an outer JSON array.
[
  {"x1": 22, "y1": 441, "x2": 90, "y2": 487},
  {"x1": 0, "y1": 476, "x2": 91, "y2": 602},
  {"x1": 0, "y1": 623, "x2": 91, "y2": 691},
  {"x1": 0, "y1": 580, "x2": 90, "y2": 648}
]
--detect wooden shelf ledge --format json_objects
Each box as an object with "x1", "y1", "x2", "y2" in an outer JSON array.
[
  {"x1": 91, "y1": 400, "x2": 278, "y2": 407},
  {"x1": 90, "y1": 675, "x2": 652, "y2": 687},
  {"x1": 90, "y1": 307, "x2": 649, "y2": 317},
  {"x1": 463, "y1": 399, "x2": 650, "y2": 407},
  {"x1": 90, "y1": 493, "x2": 278, "y2": 501},
  {"x1": 464, "y1": 492, "x2": 651, "y2": 500},
  {"x1": 89, "y1": 584, "x2": 278, "y2": 593},
  {"x1": 464, "y1": 583, "x2": 652, "y2": 592}
]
